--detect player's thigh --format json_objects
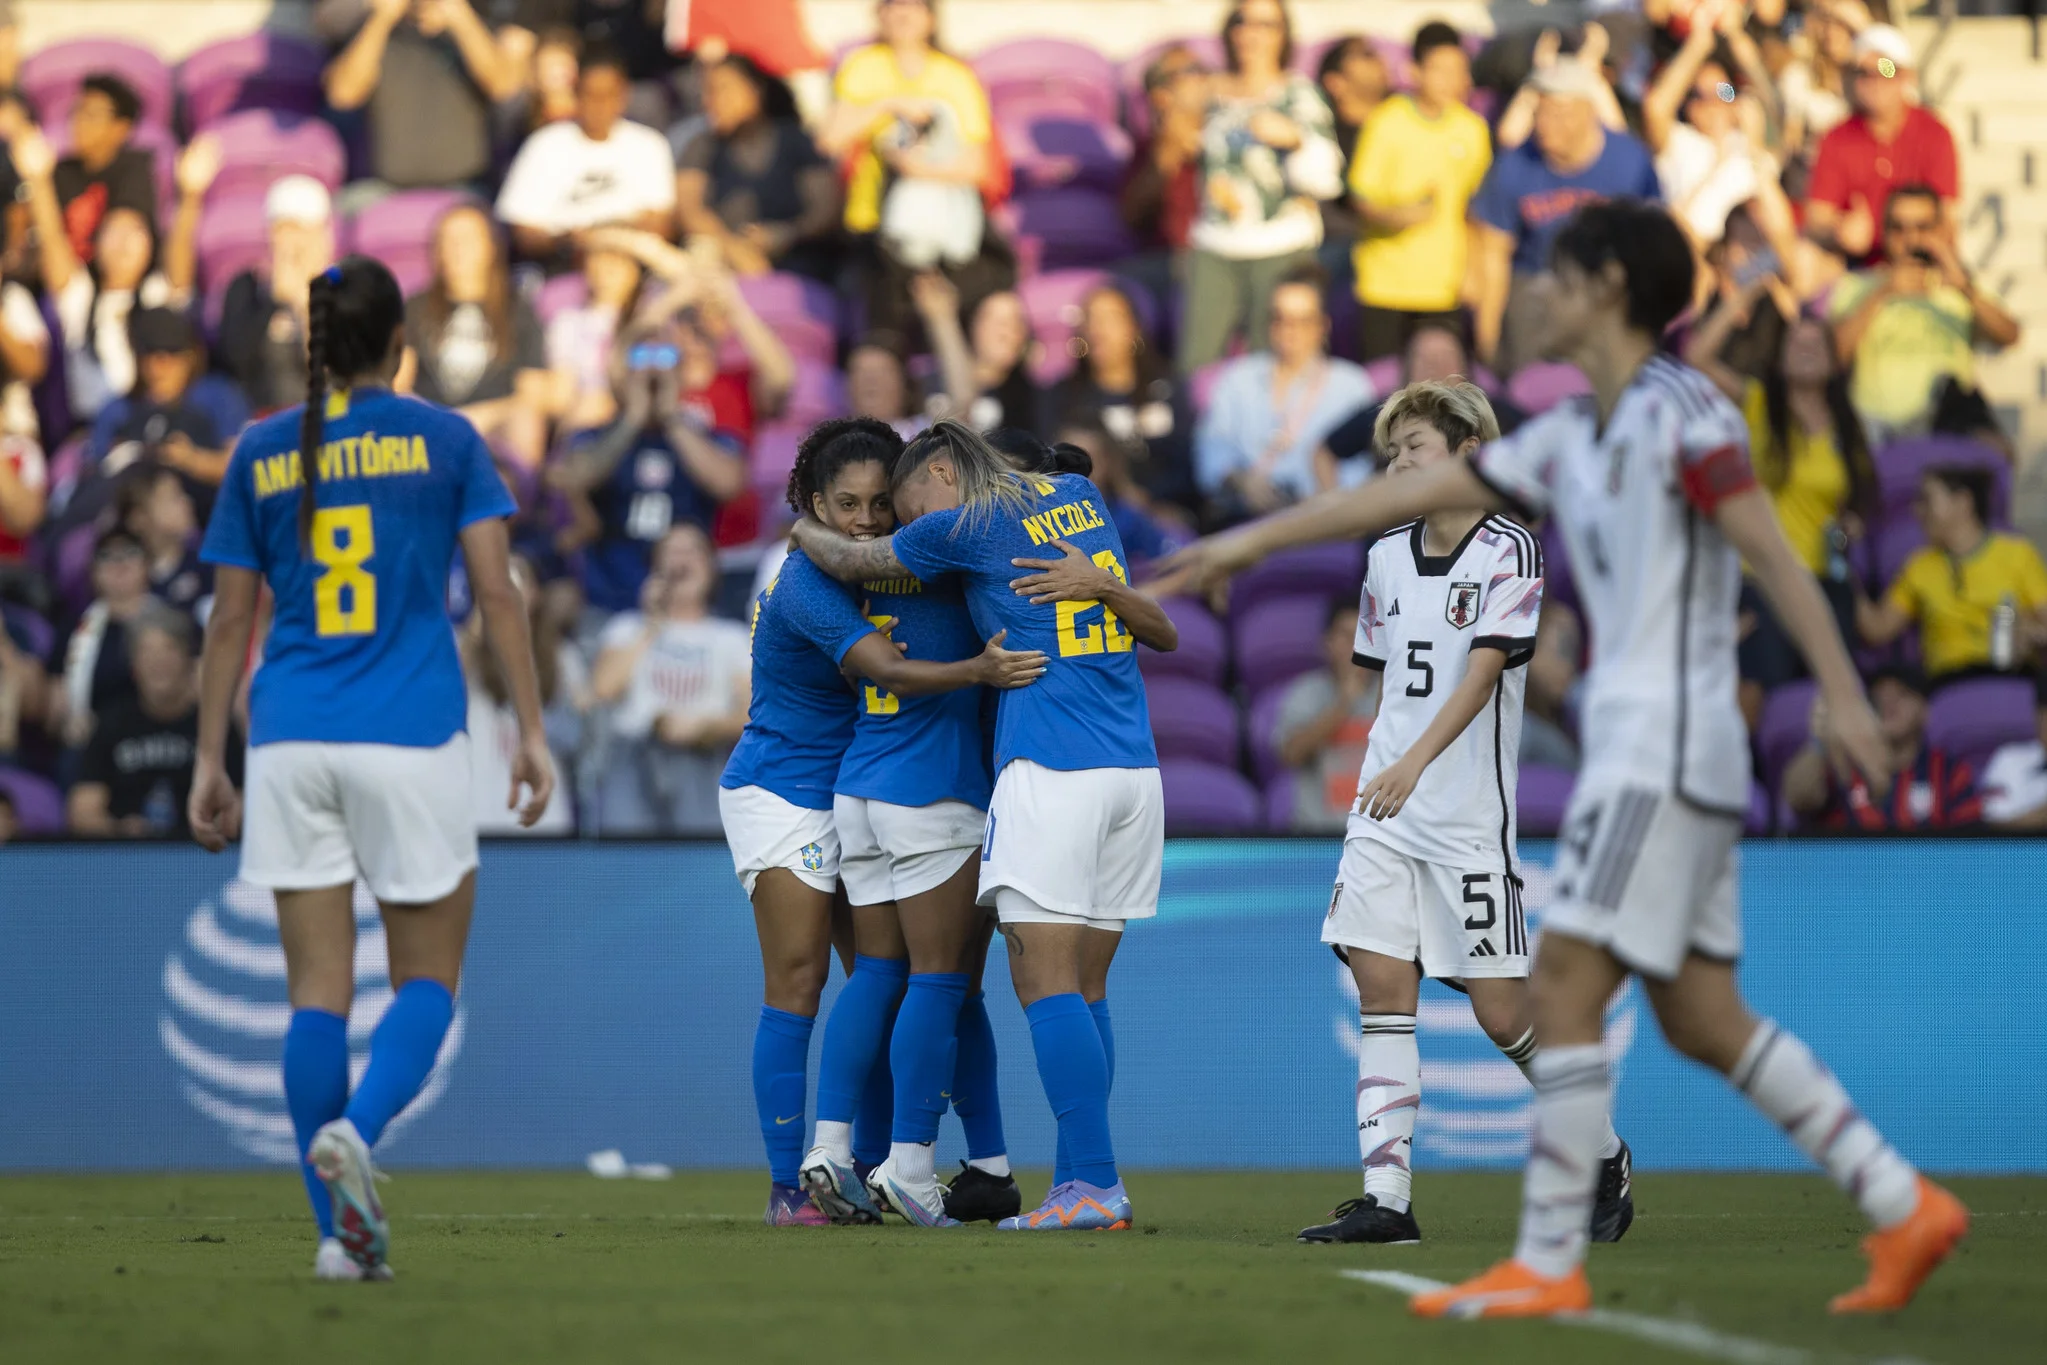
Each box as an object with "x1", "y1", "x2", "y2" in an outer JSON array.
[
  {"x1": 333, "y1": 737, "x2": 478, "y2": 906},
  {"x1": 1347, "y1": 947, "x2": 1422, "y2": 1016},
  {"x1": 1528, "y1": 930, "x2": 1629, "y2": 1045},
  {"x1": 274, "y1": 883, "x2": 359, "y2": 1014},
  {"x1": 1078, "y1": 926, "x2": 1121, "y2": 1003},
  {"x1": 1643, "y1": 951, "x2": 1758, "y2": 1074},
  {"x1": 896, "y1": 854, "x2": 984, "y2": 976},
  {"x1": 752, "y1": 870, "x2": 838, "y2": 1012},
  {"x1": 1461, "y1": 975, "x2": 1533, "y2": 1047},
  {"x1": 992, "y1": 894, "x2": 1090, "y2": 1005},
  {"x1": 379, "y1": 869, "x2": 478, "y2": 993},
  {"x1": 851, "y1": 900, "x2": 907, "y2": 960}
]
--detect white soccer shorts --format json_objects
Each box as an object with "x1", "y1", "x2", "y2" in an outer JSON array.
[
  {"x1": 240, "y1": 737, "x2": 478, "y2": 904},
  {"x1": 1540, "y1": 779, "x2": 1742, "y2": 980},
  {"x1": 1322, "y1": 832, "x2": 1530, "y2": 981},
  {"x1": 834, "y1": 795, "x2": 985, "y2": 908},
  {"x1": 977, "y1": 759, "x2": 1163, "y2": 926},
  {"x1": 719, "y1": 784, "x2": 839, "y2": 897}
]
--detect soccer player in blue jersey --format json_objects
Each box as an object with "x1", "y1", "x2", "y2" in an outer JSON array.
[
  {"x1": 793, "y1": 420, "x2": 1177, "y2": 1231},
  {"x1": 186, "y1": 257, "x2": 555, "y2": 1281},
  {"x1": 720, "y1": 418, "x2": 1047, "y2": 1226}
]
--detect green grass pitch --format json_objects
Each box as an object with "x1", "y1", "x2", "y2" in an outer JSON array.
[{"x1": 2, "y1": 1171, "x2": 2042, "y2": 1364}]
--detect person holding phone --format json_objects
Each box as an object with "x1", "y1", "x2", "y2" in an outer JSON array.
[{"x1": 544, "y1": 319, "x2": 748, "y2": 616}]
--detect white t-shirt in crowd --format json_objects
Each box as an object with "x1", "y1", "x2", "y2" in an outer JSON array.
[
  {"x1": 56, "y1": 271, "x2": 177, "y2": 421},
  {"x1": 598, "y1": 611, "x2": 751, "y2": 743},
  {"x1": 496, "y1": 120, "x2": 678, "y2": 236},
  {"x1": 1, "y1": 282, "x2": 49, "y2": 439},
  {"x1": 467, "y1": 683, "x2": 576, "y2": 836},
  {"x1": 1656, "y1": 123, "x2": 1774, "y2": 245},
  {"x1": 1980, "y1": 739, "x2": 2047, "y2": 825}
]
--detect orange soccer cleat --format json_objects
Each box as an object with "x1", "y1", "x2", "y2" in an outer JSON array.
[
  {"x1": 1410, "y1": 1259, "x2": 1593, "y2": 1320},
  {"x1": 1829, "y1": 1177, "x2": 1970, "y2": 1314}
]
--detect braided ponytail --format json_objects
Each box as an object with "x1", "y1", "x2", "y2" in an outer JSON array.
[{"x1": 298, "y1": 267, "x2": 339, "y2": 554}]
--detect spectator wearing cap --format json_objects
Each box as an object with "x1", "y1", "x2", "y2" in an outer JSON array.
[
  {"x1": 1979, "y1": 680, "x2": 2047, "y2": 829},
  {"x1": 88, "y1": 307, "x2": 247, "y2": 489},
  {"x1": 1273, "y1": 594, "x2": 1381, "y2": 833},
  {"x1": 1804, "y1": 24, "x2": 1957, "y2": 267},
  {"x1": 1179, "y1": 0, "x2": 1346, "y2": 374},
  {"x1": 1642, "y1": 8, "x2": 1783, "y2": 249},
  {"x1": 51, "y1": 526, "x2": 158, "y2": 747},
  {"x1": 1347, "y1": 21, "x2": 1491, "y2": 363},
  {"x1": 318, "y1": 0, "x2": 533, "y2": 198},
  {"x1": 1193, "y1": 263, "x2": 1374, "y2": 524},
  {"x1": 1470, "y1": 57, "x2": 1661, "y2": 373},
  {"x1": 1827, "y1": 184, "x2": 2020, "y2": 444},
  {"x1": 1857, "y1": 465, "x2": 2047, "y2": 683},
  {"x1": 674, "y1": 55, "x2": 840, "y2": 280},
  {"x1": 497, "y1": 43, "x2": 679, "y2": 268},
  {"x1": 67, "y1": 605, "x2": 240, "y2": 838},
  {"x1": 218, "y1": 175, "x2": 336, "y2": 415},
  {"x1": 1784, "y1": 664, "x2": 1982, "y2": 830},
  {"x1": 53, "y1": 73, "x2": 157, "y2": 267}
]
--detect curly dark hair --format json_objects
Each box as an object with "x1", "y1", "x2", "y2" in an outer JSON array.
[{"x1": 787, "y1": 416, "x2": 905, "y2": 516}]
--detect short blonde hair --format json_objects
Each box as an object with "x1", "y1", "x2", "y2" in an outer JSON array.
[{"x1": 1372, "y1": 378, "x2": 1501, "y2": 461}]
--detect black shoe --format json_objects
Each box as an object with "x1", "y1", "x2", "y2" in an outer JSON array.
[
  {"x1": 942, "y1": 1161, "x2": 1022, "y2": 1223},
  {"x1": 1297, "y1": 1195, "x2": 1421, "y2": 1245},
  {"x1": 1591, "y1": 1138, "x2": 1635, "y2": 1243}
]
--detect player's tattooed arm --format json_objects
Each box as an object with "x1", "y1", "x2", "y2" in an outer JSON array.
[{"x1": 790, "y1": 517, "x2": 911, "y2": 583}]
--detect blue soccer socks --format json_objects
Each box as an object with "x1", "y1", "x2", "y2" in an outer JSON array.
[
  {"x1": 1025, "y1": 993, "x2": 1118, "y2": 1191},
  {"x1": 343, "y1": 979, "x2": 453, "y2": 1148},
  {"x1": 283, "y1": 1008, "x2": 350, "y2": 1239},
  {"x1": 753, "y1": 1005, "x2": 816, "y2": 1187}
]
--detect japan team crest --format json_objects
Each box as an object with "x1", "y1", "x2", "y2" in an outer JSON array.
[
  {"x1": 1446, "y1": 582, "x2": 1481, "y2": 630},
  {"x1": 800, "y1": 843, "x2": 826, "y2": 872}
]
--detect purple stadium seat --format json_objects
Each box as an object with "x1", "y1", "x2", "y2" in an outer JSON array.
[
  {"x1": 56, "y1": 519, "x2": 101, "y2": 617},
  {"x1": 1507, "y1": 362, "x2": 1591, "y2": 416},
  {"x1": 1120, "y1": 36, "x2": 1228, "y2": 140},
  {"x1": 1746, "y1": 781, "x2": 1773, "y2": 836},
  {"x1": 1246, "y1": 683, "x2": 1292, "y2": 783},
  {"x1": 1234, "y1": 594, "x2": 1332, "y2": 699},
  {"x1": 1138, "y1": 595, "x2": 1226, "y2": 686},
  {"x1": 1517, "y1": 763, "x2": 1576, "y2": 836},
  {"x1": 196, "y1": 191, "x2": 272, "y2": 327},
  {"x1": 0, "y1": 767, "x2": 65, "y2": 835},
  {"x1": 179, "y1": 33, "x2": 327, "y2": 130},
  {"x1": 206, "y1": 110, "x2": 347, "y2": 202},
  {"x1": 997, "y1": 103, "x2": 1132, "y2": 194},
  {"x1": 341, "y1": 190, "x2": 478, "y2": 299},
  {"x1": 1, "y1": 602, "x2": 54, "y2": 662},
  {"x1": 976, "y1": 39, "x2": 1120, "y2": 126},
  {"x1": 784, "y1": 360, "x2": 850, "y2": 424},
  {"x1": 1925, "y1": 676, "x2": 2036, "y2": 760},
  {"x1": 1229, "y1": 541, "x2": 1363, "y2": 620},
  {"x1": 1873, "y1": 435, "x2": 2010, "y2": 519},
  {"x1": 732, "y1": 273, "x2": 838, "y2": 365},
  {"x1": 1146, "y1": 676, "x2": 1242, "y2": 765},
  {"x1": 21, "y1": 38, "x2": 174, "y2": 133},
  {"x1": 1002, "y1": 188, "x2": 1136, "y2": 273},
  {"x1": 1756, "y1": 679, "x2": 1819, "y2": 795},
  {"x1": 534, "y1": 272, "x2": 589, "y2": 326},
  {"x1": 1161, "y1": 758, "x2": 1263, "y2": 833},
  {"x1": 1264, "y1": 773, "x2": 1295, "y2": 831}
]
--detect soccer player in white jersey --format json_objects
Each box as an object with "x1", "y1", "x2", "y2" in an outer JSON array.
[
  {"x1": 1296, "y1": 379, "x2": 1632, "y2": 1248},
  {"x1": 1170, "y1": 200, "x2": 1966, "y2": 1317}
]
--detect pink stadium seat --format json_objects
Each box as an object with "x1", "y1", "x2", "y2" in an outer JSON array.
[
  {"x1": 1925, "y1": 676, "x2": 2036, "y2": 763},
  {"x1": 0, "y1": 767, "x2": 64, "y2": 835},
  {"x1": 1189, "y1": 359, "x2": 1229, "y2": 417},
  {"x1": 731, "y1": 272, "x2": 838, "y2": 365},
  {"x1": 1234, "y1": 593, "x2": 1332, "y2": 699},
  {"x1": 1228, "y1": 542, "x2": 1363, "y2": 620},
  {"x1": 342, "y1": 190, "x2": 478, "y2": 299},
  {"x1": 195, "y1": 191, "x2": 272, "y2": 327},
  {"x1": 205, "y1": 110, "x2": 347, "y2": 202},
  {"x1": 533, "y1": 273, "x2": 589, "y2": 327},
  {"x1": 996, "y1": 101, "x2": 1133, "y2": 194},
  {"x1": 179, "y1": 33, "x2": 327, "y2": 130},
  {"x1": 783, "y1": 360, "x2": 850, "y2": 424},
  {"x1": 1018, "y1": 269, "x2": 1160, "y2": 386},
  {"x1": 1364, "y1": 355, "x2": 1402, "y2": 394},
  {"x1": 1001, "y1": 187, "x2": 1136, "y2": 274},
  {"x1": 1507, "y1": 361, "x2": 1591, "y2": 415},
  {"x1": 1756, "y1": 679, "x2": 1819, "y2": 795},
  {"x1": 21, "y1": 37, "x2": 174, "y2": 133},
  {"x1": 974, "y1": 39, "x2": 1120, "y2": 126}
]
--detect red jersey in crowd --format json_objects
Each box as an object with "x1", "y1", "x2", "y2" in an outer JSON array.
[
  {"x1": 683, "y1": 366, "x2": 759, "y2": 547},
  {"x1": 1806, "y1": 105, "x2": 1958, "y2": 265},
  {"x1": 1822, "y1": 746, "x2": 1983, "y2": 831},
  {"x1": 0, "y1": 436, "x2": 46, "y2": 562}
]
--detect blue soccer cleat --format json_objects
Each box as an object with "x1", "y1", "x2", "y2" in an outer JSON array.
[
  {"x1": 309, "y1": 1118, "x2": 388, "y2": 1274},
  {"x1": 764, "y1": 1183, "x2": 832, "y2": 1226},
  {"x1": 800, "y1": 1147, "x2": 885, "y2": 1225},
  {"x1": 997, "y1": 1180, "x2": 1133, "y2": 1231}
]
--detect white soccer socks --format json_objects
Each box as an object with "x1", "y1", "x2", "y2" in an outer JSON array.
[
  {"x1": 1357, "y1": 1013, "x2": 1420, "y2": 1213},
  {"x1": 1512, "y1": 1044, "x2": 1608, "y2": 1278}
]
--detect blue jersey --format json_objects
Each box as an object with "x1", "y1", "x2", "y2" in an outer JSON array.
[
  {"x1": 200, "y1": 388, "x2": 515, "y2": 748},
  {"x1": 891, "y1": 473, "x2": 1156, "y2": 774},
  {"x1": 837, "y1": 574, "x2": 992, "y2": 810},
  {"x1": 721, "y1": 549, "x2": 875, "y2": 810}
]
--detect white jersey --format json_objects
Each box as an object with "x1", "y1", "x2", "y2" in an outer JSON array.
[
  {"x1": 1351, "y1": 514, "x2": 1543, "y2": 872},
  {"x1": 1470, "y1": 354, "x2": 1755, "y2": 815}
]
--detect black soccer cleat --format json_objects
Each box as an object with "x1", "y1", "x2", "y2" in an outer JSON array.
[
  {"x1": 1297, "y1": 1195, "x2": 1421, "y2": 1245},
  {"x1": 1591, "y1": 1137, "x2": 1635, "y2": 1243},
  {"x1": 942, "y1": 1161, "x2": 1022, "y2": 1223}
]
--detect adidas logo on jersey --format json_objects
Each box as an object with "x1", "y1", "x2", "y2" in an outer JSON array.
[
  {"x1": 1469, "y1": 939, "x2": 1498, "y2": 958},
  {"x1": 1387, "y1": 601, "x2": 1400, "y2": 616}
]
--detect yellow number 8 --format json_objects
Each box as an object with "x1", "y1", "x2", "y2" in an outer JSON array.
[
  {"x1": 1054, "y1": 550, "x2": 1134, "y2": 658},
  {"x1": 312, "y1": 504, "x2": 377, "y2": 638}
]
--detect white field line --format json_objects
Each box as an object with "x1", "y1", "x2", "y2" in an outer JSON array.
[{"x1": 1339, "y1": 1269, "x2": 1935, "y2": 1365}]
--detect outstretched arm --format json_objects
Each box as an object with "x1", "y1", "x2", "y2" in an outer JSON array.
[
  {"x1": 843, "y1": 629, "x2": 1046, "y2": 695},
  {"x1": 1009, "y1": 538, "x2": 1178, "y2": 651},
  {"x1": 790, "y1": 516, "x2": 913, "y2": 584}
]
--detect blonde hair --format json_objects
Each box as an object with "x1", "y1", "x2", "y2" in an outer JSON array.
[
  {"x1": 897, "y1": 418, "x2": 1037, "y2": 531},
  {"x1": 1372, "y1": 377, "x2": 1501, "y2": 460}
]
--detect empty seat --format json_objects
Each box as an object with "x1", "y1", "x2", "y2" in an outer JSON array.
[
  {"x1": 342, "y1": 190, "x2": 478, "y2": 298},
  {"x1": 975, "y1": 39, "x2": 1120, "y2": 126},
  {"x1": 1506, "y1": 362, "x2": 1591, "y2": 416},
  {"x1": 0, "y1": 767, "x2": 64, "y2": 835},
  {"x1": 1160, "y1": 758, "x2": 1263, "y2": 833},
  {"x1": 1137, "y1": 595, "x2": 1226, "y2": 686},
  {"x1": 1756, "y1": 679, "x2": 1819, "y2": 796},
  {"x1": 205, "y1": 110, "x2": 347, "y2": 202},
  {"x1": 732, "y1": 272, "x2": 838, "y2": 365},
  {"x1": 1228, "y1": 542, "x2": 1363, "y2": 620},
  {"x1": 1517, "y1": 763, "x2": 1575, "y2": 836},
  {"x1": 1926, "y1": 675, "x2": 2036, "y2": 762},
  {"x1": 179, "y1": 32, "x2": 327, "y2": 130},
  {"x1": 1234, "y1": 593, "x2": 1332, "y2": 700},
  {"x1": 996, "y1": 102, "x2": 1132, "y2": 194},
  {"x1": 1146, "y1": 675, "x2": 1241, "y2": 766},
  {"x1": 1002, "y1": 188, "x2": 1136, "y2": 273}
]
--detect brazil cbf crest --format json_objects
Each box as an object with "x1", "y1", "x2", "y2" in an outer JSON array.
[
  {"x1": 160, "y1": 878, "x2": 465, "y2": 1162},
  {"x1": 1446, "y1": 582, "x2": 1481, "y2": 630},
  {"x1": 799, "y1": 842, "x2": 826, "y2": 872}
]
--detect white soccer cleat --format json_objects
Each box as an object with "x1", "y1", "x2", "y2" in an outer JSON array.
[
  {"x1": 309, "y1": 1118, "x2": 389, "y2": 1275},
  {"x1": 314, "y1": 1236, "x2": 394, "y2": 1281},
  {"x1": 866, "y1": 1154, "x2": 961, "y2": 1228},
  {"x1": 798, "y1": 1146, "x2": 883, "y2": 1225}
]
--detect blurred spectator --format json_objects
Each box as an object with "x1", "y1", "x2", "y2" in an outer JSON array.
[
  {"x1": 67, "y1": 607, "x2": 238, "y2": 838},
  {"x1": 1347, "y1": 22, "x2": 1490, "y2": 363},
  {"x1": 820, "y1": 0, "x2": 1010, "y2": 347},
  {"x1": 1194, "y1": 264, "x2": 1373, "y2": 521},
  {"x1": 1692, "y1": 303, "x2": 1874, "y2": 725},
  {"x1": 497, "y1": 43, "x2": 678, "y2": 267},
  {"x1": 1049, "y1": 281, "x2": 1197, "y2": 511},
  {"x1": 1780, "y1": 0, "x2": 1866, "y2": 165},
  {"x1": 0, "y1": 600, "x2": 48, "y2": 763},
  {"x1": 113, "y1": 464, "x2": 208, "y2": 623},
  {"x1": 1471, "y1": 59, "x2": 1660, "y2": 372},
  {"x1": 547, "y1": 319, "x2": 747, "y2": 614},
  {"x1": 675, "y1": 55, "x2": 840, "y2": 280},
  {"x1": 53, "y1": 73, "x2": 156, "y2": 266},
  {"x1": 1180, "y1": 0, "x2": 1344, "y2": 372},
  {"x1": 1827, "y1": 185, "x2": 2019, "y2": 444},
  {"x1": 1857, "y1": 467, "x2": 2047, "y2": 682},
  {"x1": 0, "y1": 2, "x2": 17, "y2": 91},
  {"x1": 1524, "y1": 599, "x2": 1583, "y2": 770},
  {"x1": 959, "y1": 288, "x2": 1039, "y2": 432},
  {"x1": 405, "y1": 203, "x2": 551, "y2": 470},
  {"x1": 1491, "y1": 24, "x2": 1628, "y2": 153},
  {"x1": 645, "y1": 244, "x2": 796, "y2": 427},
  {"x1": 1692, "y1": 202, "x2": 1799, "y2": 384},
  {"x1": 1803, "y1": 25, "x2": 1956, "y2": 267},
  {"x1": 90, "y1": 308, "x2": 247, "y2": 488},
  {"x1": 1980, "y1": 680, "x2": 2047, "y2": 830},
  {"x1": 1314, "y1": 35, "x2": 1388, "y2": 252},
  {"x1": 0, "y1": 428, "x2": 42, "y2": 572},
  {"x1": 0, "y1": 90, "x2": 32, "y2": 274},
  {"x1": 16, "y1": 126, "x2": 190, "y2": 426},
  {"x1": 218, "y1": 175, "x2": 336, "y2": 415},
  {"x1": 319, "y1": 0, "x2": 531, "y2": 196},
  {"x1": 1318, "y1": 323, "x2": 1525, "y2": 479},
  {"x1": 1642, "y1": 12, "x2": 1780, "y2": 249},
  {"x1": 547, "y1": 228, "x2": 656, "y2": 434},
  {"x1": 1784, "y1": 665, "x2": 1981, "y2": 830},
  {"x1": 1052, "y1": 419, "x2": 1188, "y2": 567},
  {"x1": 52, "y1": 527, "x2": 158, "y2": 747},
  {"x1": 465, "y1": 556, "x2": 580, "y2": 834},
  {"x1": 1273, "y1": 594, "x2": 1379, "y2": 833},
  {"x1": 590, "y1": 522, "x2": 748, "y2": 834},
  {"x1": 518, "y1": 24, "x2": 581, "y2": 135},
  {"x1": 1119, "y1": 42, "x2": 1209, "y2": 300}
]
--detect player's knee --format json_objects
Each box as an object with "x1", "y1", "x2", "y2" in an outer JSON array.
[
  {"x1": 761, "y1": 948, "x2": 831, "y2": 1012},
  {"x1": 1470, "y1": 995, "x2": 1528, "y2": 1049},
  {"x1": 1652, "y1": 1001, "x2": 1746, "y2": 1072}
]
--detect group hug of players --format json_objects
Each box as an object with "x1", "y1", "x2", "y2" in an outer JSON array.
[{"x1": 189, "y1": 200, "x2": 1966, "y2": 1318}]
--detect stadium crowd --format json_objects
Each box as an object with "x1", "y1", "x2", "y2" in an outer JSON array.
[{"x1": 1, "y1": 0, "x2": 2045, "y2": 843}]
